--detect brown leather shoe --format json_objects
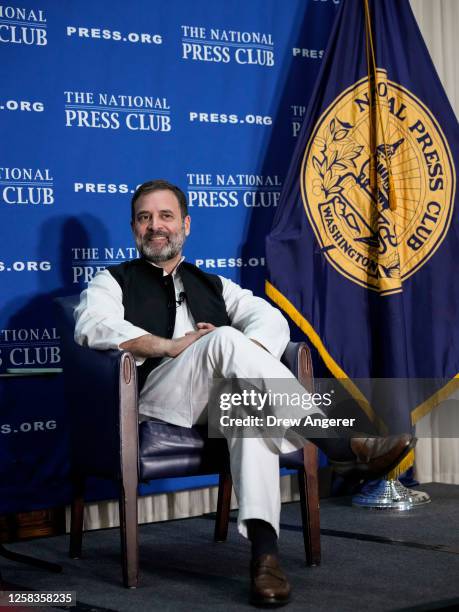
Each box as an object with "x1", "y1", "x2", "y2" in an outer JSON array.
[
  {"x1": 330, "y1": 434, "x2": 416, "y2": 479},
  {"x1": 250, "y1": 554, "x2": 291, "y2": 607}
]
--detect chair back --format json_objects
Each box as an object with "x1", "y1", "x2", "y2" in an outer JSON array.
[{"x1": 55, "y1": 295, "x2": 127, "y2": 479}]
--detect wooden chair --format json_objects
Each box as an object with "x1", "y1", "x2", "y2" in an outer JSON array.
[{"x1": 55, "y1": 296, "x2": 320, "y2": 588}]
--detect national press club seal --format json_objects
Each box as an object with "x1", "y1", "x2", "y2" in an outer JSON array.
[{"x1": 301, "y1": 70, "x2": 455, "y2": 295}]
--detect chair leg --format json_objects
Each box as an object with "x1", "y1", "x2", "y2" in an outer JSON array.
[
  {"x1": 214, "y1": 471, "x2": 233, "y2": 542},
  {"x1": 118, "y1": 351, "x2": 140, "y2": 588},
  {"x1": 298, "y1": 443, "x2": 321, "y2": 566},
  {"x1": 69, "y1": 475, "x2": 85, "y2": 559},
  {"x1": 119, "y1": 481, "x2": 139, "y2": 588}
]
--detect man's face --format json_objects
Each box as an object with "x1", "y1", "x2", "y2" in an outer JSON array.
[{"x1": 131, "y1": 189, "x2": 190, "y2": 264}]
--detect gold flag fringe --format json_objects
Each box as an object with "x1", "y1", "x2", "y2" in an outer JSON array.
[{"x1": 387, "y1": 448, "x2": 415, "y2": 480}]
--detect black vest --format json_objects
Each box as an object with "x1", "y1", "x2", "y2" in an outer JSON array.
[{"x1": 108, "y1": 258, "x2": 231, "y2": 388}]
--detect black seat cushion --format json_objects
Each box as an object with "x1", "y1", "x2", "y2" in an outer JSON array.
[
  {"x1": 139, "y1": 420, "x2": 229, "y2": 480},
  {"x1": 279, "y1": 449, "x2": 304, "y2": 469},
  {"x1": 139, "y1": 419, "x2": 305, "y2": 480}
]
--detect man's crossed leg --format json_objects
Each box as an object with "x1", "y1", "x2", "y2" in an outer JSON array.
[{"x1": 139, "y1": 326, "x2": 414, "y2": 607}]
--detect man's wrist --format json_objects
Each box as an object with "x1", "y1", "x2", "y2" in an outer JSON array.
[
  {"x1": 162, "y1": 337, "x2": 182, "y2": 358},
  {"x1": 155, "y1": 336, "x2": 171, "y2": 358}
]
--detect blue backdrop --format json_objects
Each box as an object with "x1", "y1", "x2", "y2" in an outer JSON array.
[{"x1": 0, "y1": 0, "x2": 340, "y2": 513}]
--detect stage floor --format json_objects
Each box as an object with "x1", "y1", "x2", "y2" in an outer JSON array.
[{"x1": 1, "y1": 483, "x2": 458, "y2": 611}]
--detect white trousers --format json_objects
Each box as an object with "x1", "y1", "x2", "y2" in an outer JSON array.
[{"x1": 139, "y1": 326, "x2": 319, "y2": 538}]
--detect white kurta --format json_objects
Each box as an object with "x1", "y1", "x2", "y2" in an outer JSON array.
[
  {"x1": 74, "y1": 262, "x2": 308, "y2": 537},
  {"x1": 74, "y1": 262, "x2": 290, "y2": 361}
]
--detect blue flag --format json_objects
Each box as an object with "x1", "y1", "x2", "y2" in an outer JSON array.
[{"x1": 266, "y1": 0, "x2": 459, "y2": 470}]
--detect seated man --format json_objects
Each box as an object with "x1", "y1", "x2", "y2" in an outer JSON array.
[{"x1": 74, "y1": 179, "x2": 415, "y2": 607}]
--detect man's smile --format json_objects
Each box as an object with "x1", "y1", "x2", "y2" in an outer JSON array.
[{"x1": 146, "y1": 234, "x2": 169, "y2": 243}]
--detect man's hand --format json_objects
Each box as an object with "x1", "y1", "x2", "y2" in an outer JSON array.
[
  {"x1": 195, "y1": 322, "x2": 216, "y2": 332},
  {"x1": 120, "y1": 323, "x2": 216, "y2": 360},
  {"x1": 166, "y1": 325, "x2": 214, "y2": 358}
]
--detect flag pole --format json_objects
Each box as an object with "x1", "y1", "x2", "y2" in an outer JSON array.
[
  {"x1": 363, "y1": 0, "x2": 398, "y2": 211},
  {"x1": 354, "y1": 0, "x2": 429, "y2": 507}
]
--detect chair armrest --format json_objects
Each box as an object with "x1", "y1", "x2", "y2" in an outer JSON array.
[
  {"x1": 55, "y1": 297, "x2": 138, "y2": 479},
  {"x1": 67, "y1": 345, "x2": 138, "y2": 480},
  {"x1": 280, "y1": 343, "x2": 319, "y2": 473},
  {"x1": 281, "y1": 341, "x2": 314, "y2": 392}
]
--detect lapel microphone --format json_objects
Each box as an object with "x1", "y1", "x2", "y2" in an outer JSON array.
[{"x1": 176, "y1": 291, "x2": 186, "y2": 307}]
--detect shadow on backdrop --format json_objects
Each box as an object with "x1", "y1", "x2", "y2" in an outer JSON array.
[{"x1": 0, "y1": 215, "x2": 109, "y2": 513}]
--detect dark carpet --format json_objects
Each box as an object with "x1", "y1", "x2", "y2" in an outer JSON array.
[{"x1": 0, "y1": 483, "x2": 458, "y2": 612}]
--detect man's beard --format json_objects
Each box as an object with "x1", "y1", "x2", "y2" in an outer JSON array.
[{"x1": 135, "y1": 225, "x2": 186, "y2": 264}]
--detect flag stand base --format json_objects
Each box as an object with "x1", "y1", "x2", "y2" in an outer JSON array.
[{"x1": 351, "y1": 479, "x2": 431, "y2": 510}]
